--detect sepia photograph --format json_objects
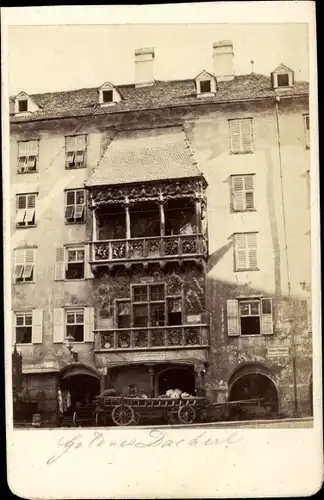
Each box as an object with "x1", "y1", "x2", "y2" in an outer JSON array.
[{"x1": 2, "y1": 3, "x2": 322, "y2": 499}]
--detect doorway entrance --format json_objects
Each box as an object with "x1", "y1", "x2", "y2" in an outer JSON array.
[
  {"x1": 157, "y1": 365, "x2": 195, "y2": 396},
  {"x1": 229, "y1": 372, "x2": 279, "y2": 413},
  {"x1": 60, "y1": 365, "x2": 100, "y2": 414}
]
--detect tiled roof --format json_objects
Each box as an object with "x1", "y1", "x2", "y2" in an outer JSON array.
[
  {"x1": 85, "y1": 126, "x2": 201, "y2": 187},
  {"x1": 10, "y1": 73, "x2": 309, "y2": 122}
]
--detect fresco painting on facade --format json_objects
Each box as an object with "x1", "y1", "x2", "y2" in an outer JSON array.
[{"x1": 8, "y1": 27, "x2": 313, "y2": 429}]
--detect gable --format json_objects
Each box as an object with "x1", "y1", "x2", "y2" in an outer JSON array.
[{"x1": 272, "y1": 63, "x2": 294, "y2": 74}]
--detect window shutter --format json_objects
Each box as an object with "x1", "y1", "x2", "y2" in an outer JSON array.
[
  {"x1": 241, "y1": 119, "x2": 252, "y2": 151},
  {"x1": 234, "y1": 234, "x2": 247, "y2": 270},
  {"x1": 28, "y1": 140, "x2": 38, "y2": 155},
  {"x1": 32, "y1": 309, "x2": 43, "y2": 344},
  {"x1": 18, "y1": 142, "x2": 29, "y2": 157},
  {"x1": 65, "y1": 136, "x2": 75, "y2": 152},
  {"x1": 84, "y1": 244, "x2": 93, "y2": 279},
  {"x1": 17, "y1": 196, "x2": 27, "y2": 209},
  {"x1": 53, "y1": 308, "x2": 65, "y2": 343},
  {"x1": 232, "y1": 176, "x2": 244, "y2": 211},
  {"x1": 75, "y1": 135, "x2": 86, "y2": 150},
  {"x1": 16, "y1": 210, "x2": 26, "y2": 224},
  {"x1": 12, "y1": 312, "x2": 16, "y2": 346},
  {"x1": 260, "y1": 298, "x2": 273, "y2": 335},
  {"x1": 55, "y1": 247, "x2": 65, "y2": 281},
  {"x1": 247, "y1": 233, "x2": 258, "y2": 269},
  {"x1": 229, "y1": 120, "x2": 241, "y2": 153},
  {"x1": 84, "y1": 307, "x2": 95, "y2": 342},
  {"x1": 227, "y1": 299, "x2": 240, "y2": 336}
]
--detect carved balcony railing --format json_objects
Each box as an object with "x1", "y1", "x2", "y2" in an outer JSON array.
[
  {"x1": 90, "y1": 234, "x2": 207, "y2": 264},
  {"x1": 94, "y1": 324, "x2": 209, "y2": 351}
]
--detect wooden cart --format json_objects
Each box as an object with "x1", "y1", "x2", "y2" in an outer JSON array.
[{"x1": 93, "y1": 395, "x2": 207, "y2": 427}]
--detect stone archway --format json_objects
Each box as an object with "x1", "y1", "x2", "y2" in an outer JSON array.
[
  {"x1": 60, "y1": 364, "x2": 100, "y2": 410},
  {"x1": 228, "y1": 363, "x2": 279, "y2": 414}
]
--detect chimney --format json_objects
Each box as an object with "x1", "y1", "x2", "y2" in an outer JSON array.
[
  {"x1": 213, "y1": 41, "x2": 235, "y2": 82},
  {"x1": 134, "y1": 48, "x2": 155, "y2": 88}
]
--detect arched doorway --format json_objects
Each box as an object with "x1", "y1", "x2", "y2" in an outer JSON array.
[
  {"x1": 228, "y1": 364, "x2": 279, "y2": 414},
  {"x1": 60, "y1": 364, "x2": 100, "y2": 412},
  {"x1": 157, "y1": 365, "x2": 195, "y2": 396}
]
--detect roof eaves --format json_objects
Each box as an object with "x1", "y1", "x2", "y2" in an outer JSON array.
[{"x1": 9, "y1": 91, "x2": 308, "y2": 124}]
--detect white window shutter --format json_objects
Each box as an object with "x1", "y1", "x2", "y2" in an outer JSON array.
[
  {"x1": 55, "y1": 248, "x2": 65, "y2": 281},
  {"x1": 84, "y1": 307, "x2": 95, "y2": 342},
  {"x1": 53, "y1": 308, "x2": 65, "y2": 343},
  {"x1": 261, "y1": 298, "x2": 273, "y2": 335},
  {"x1": 234, "y1": 234, "x2": 247, "y2": 270},
  {"x1": 12, "y1": 311, "x2": 16, "y2": 346},
  {"x1": 32, "y1": 309, "x2": 43, "y2": 344},
  {"x1": 232, "y1": 176, "x2": 244, "y2": 211},
  {"x1": 227, "y1": 299, "x2": 240, "y2": 336},
  {"x1": 230, "y1": 120, "x2": 241, "y2": 153},
  {"x1": 84, "y1": 244, "x2": 93, "y2": 279},
  {"x1": 247, "y1": 233, "x2": 258, "y2": 269},
  {"x1": 65, "y1": 136, "x2": 75, "y2": 152},
  {"x1": 241, "y1": 119, "x2": 253, "y2": 151}
]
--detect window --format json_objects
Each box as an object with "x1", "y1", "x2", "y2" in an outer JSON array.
[
  {"x1": 103, "y1": 90, "x2": 113, "y2": 103},
  {"x1": 277, "y1": 74, "x2": 289, "y2": 87},
  {"x1": 231, "y1": 175, "x2": 255, "y2": 211},
  {"x1": 16, "y1": 193, "x2": 37, "y2": 227},
  {"x1": 65, "y1": 189, "x2": 85, "y2": 223},
  {"x1": 66, "y1": 247, "x2": 84, "y2": 280},
  {"x1": 200, "y1": 80, "x2": 211, "y2": 93},
  {"x1": 65, "y1": 135, "x2": 87, "y2": 169},
  {"x1": 17, "y1": 140, "x2": 38, "y2": 173},
  {"x1": 15, "y1": 312, "x2": 32, "y2": 344},
  {"x1": 116, "y1": 284, "x2": 183, "y2": 328},
  {"x1": 234, "y1": 233, "x2": 258, "y2": 271},
  {"x1": 304, "y1": 114, "x2": 310, "y2": 149},
  {"x1": 14, "y1": 248, "x2": 35, "y2": 283},
  {"x1": 229, "y1": 118, "x2": 253, "y2": 154},
  {"x1": 226, "y1": 298, "x2": 273, "y2": 336},
  {"x1": 18, "y1": 99, "x2": 28, "y2": 112},
  {"x1": 117, "y1": 301, "x2": 131, "y2": 328},
  {"x1": 66, "y1": 309, "x2": 84, "y2": 342}
]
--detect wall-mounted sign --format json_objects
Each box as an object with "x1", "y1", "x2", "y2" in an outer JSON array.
[
  {"x1": 267, "y1": 346, "x2": 290, "y2": 358},
  {"x1": 186, "y1": 314, "x2": 201, "y2": 324}
]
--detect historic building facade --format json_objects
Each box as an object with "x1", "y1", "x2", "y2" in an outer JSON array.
[{"x1": 10, "y1": 41, "x2": 312, "y2": 425}]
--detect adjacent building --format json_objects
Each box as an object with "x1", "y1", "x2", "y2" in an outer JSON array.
[{"x1": 10, "y1": 41, "x2": 312, "y2": 425}]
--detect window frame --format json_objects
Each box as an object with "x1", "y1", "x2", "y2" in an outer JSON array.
[
  {"x1": 65, "y1": 246, "x2": 85, "y2": 280},
  {"x1": 64, "y1": 189, "x2": 86, "y2": 224},
  {"x1": 14, "y1": 247, "x2": 35, "y2": 284},
  {"x1": 65, "y1": 308, "x2": 85, "y2": 343},
  {"x1": 233, "y1": 232, "x2": 259, "y2": 272},
  {"x1": 64, "y1": 135, "x2": 87, "y2": 170},
  {"x1": 114, "y1": 284, "x2": 184, "y2": 329},
  {"x1": 17, "y1": 140, "x2": 39, "y2": 173},
  {"x1": 16, "y1": 193, "x2": 37, "y2": 228},
  {"x1": 18, "y1": 99, "x2": 28, "y2": 113},
  {"x1": 102, "y1": 90, "x2": 113, "y2": 103},
  {"x1": 230, "y1": 174, "x2": 255, "y2": 212},
  {"x1": 277, "y1": 73, "x2": 290, "y2": 88},
  {"x1": 15, "y1": 311, "x2": 33, "y2": 344},
  {"x1": 228, "y1": 118, "x2": 254, "y2": 154},
  {"x1": 199, "y1": 79, "x2": 211, "y2": 94},
  {"x1": 238, "y1": 299, "x2": 261, "y2": 336}
]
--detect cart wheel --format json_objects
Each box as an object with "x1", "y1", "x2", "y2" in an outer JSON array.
[
  {"x1": 165, "y1": 410, "x2": 179, "y2": 425},
  {"x1": 112, "y1": 404, "x2": 135, "y2": 426},
  {"x1": 133, "y1": 412, "x2": 140, "y2": 425},
  {"x1": 72, "y1": 412, "x2": 78, "y2": 427},
  {"x1": 178, "y1": 405, "x2": 196, "y2": 424}
]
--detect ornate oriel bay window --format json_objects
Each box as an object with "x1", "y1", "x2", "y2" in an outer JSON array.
[{"x1": 86, "y1": 177, "x2": 208, "y2": 270}]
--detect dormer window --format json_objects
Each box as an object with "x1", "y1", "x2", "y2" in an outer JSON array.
[
  {"x1": 200, "y1": 80, "x2": 211, "y2": 94},
  {"x1": 18, "y1": 99, "x2": 28, "y2": 112},
  {"x1": 195, "y1": 70, "x2": 217, "y2": 98},
  {"x1": 14, "y1": 91, "x2": 40, "y2": 115},
  {"x1": 271, "y1": 64, "x2": 294, "y2": 89},
  {"x1": 99, "y1": 82, "x2": 121, "y2": 106},
  {"x1": 103, "y1": 90, "x2": 113, "y2": 103}
]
